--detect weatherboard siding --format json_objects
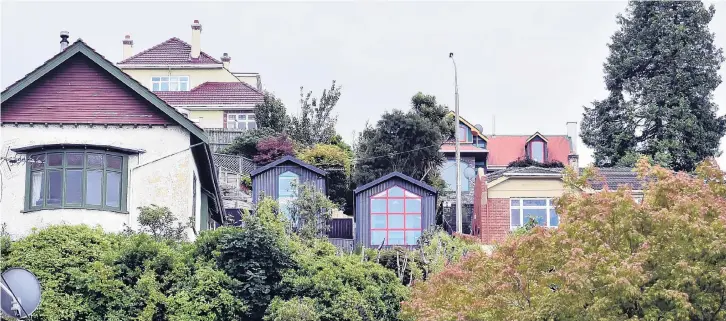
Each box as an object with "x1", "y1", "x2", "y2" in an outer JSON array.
[
  {"x1": 1, "y1": 55, "x2": 171, "y2": 125},
  {"x1": 252, "y1": 165, "x2": 326, "y2": 204},
  {"x1": 354, "y1": 177, "x2": 437, "y2": 248}
]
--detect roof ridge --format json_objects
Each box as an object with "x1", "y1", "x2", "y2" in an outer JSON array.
[{"x1": 118, "y1": 37, "x2": 180, "y2": 64}]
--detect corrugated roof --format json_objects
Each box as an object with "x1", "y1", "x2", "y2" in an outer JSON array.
[
  {"x1": 155, "y1": 81, "x2": 263, "y2": 106},
  {"x1": 117, "y1": 37, "x2": 222, "y2": 65},
  {"x1": 487, "y1": 135, "x2": 572, "y2": 166}
]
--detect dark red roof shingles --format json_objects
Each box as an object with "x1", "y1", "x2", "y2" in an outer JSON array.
[
  {"x1": 154, "y1": 81, "x2": 264, "y2": 106},
  {"x1": 487, "y1": 135, "x2": 572, "y2": 166},
  {"x1": 117, "y1": 37, "x2": 221, "y2": 65}
]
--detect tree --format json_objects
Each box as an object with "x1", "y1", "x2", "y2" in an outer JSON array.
[
  {"x1": 288, "y1": 81, "x2": 341, "y2": 147},
  {"x1": 297, "y1": 144, "x2": 352, "y2": 211},
  {"x1": 581, "y1": 1, "x2": 726, "y2": 172},
  {"x1": 133, "y1": 204, "x2": 191, "y2": 241},
  {"x1": 402, "y1": 159, "x2": 726, "y2": 321},
  {"x1": 223, "y1": 127, "x2": 278, "y2": 158},
  {"x1": 353, "y1": 93, "x2": 454, "y2": 187},
  {"x1": 255, "y1": 91, "x2": 290, "y2": 133},
  {"x1": 253, "y1": 134, "x2": 295, "y2": 165},
  {"x1": 286, "y1": 182, "x2": 337, "y2": 240}
]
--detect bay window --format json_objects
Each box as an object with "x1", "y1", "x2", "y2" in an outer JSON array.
[
  {"x1": 510, "y1": 198, "x2": 558, "y2": 228},
  {"x1": 25, "y1": 150, "x2": 128, "y2": 212},
  {"x1": 151, "y1": 76, "x2": 189, "y2": 91},
  {"x1": 370, "y1": 186, "x2": 422, "y2": 246}
]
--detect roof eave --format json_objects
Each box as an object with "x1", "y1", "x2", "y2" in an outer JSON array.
[{"x1": 117, "y1": 64, "x2": 224, "y2": 69}]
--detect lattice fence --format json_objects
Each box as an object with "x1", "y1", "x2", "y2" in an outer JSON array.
[{"x1": 212, "y1": 153, "x2": 257, "y2": 175}]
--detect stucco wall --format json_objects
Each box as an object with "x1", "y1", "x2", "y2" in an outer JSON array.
[
  {"x1": 488, "y1": 177, "x2": 567, "y2": 198},
  {"x1": 121, "y1": 68, "x2": 239, "y2": 91},
  {"x1": 189, "y1": 110, "x2": 224, "y2": 129},
  {"x1": 0, "y1": 124, "x2": 200, "y2": 239}
]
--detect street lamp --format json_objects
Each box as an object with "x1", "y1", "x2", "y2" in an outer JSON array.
[{"x1": 449, "y1": 52, "x2": 462, "y2": 234}]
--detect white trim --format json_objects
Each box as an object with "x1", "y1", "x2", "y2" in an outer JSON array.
[
  {"x1": 170, "y1": 105, "x2": 256, "y2": 110},
  {"x1": 510, "y1": 198, "x2": 558, "y2": 229},
  {"x1": 151, "y1": 75, "x2": 190, "y2": 92},
  {"x1": 503, "y1": 172, "x2": 562, "y2": 177},
  {"x1": 117, "y1": 64, "x2": 223, "y2": 69}
]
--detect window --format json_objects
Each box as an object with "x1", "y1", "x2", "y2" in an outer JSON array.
[
  {"x1": 457, "y1": 124, "x2": 470, "y2": 142},
  {"x1": 278, "y1": 171, "x2": 298, "y2": 221},
  {"x1": 530, "y1": 141, "x2": 545, "y2": 162},
  {"x1": 441, "y1": 159, "x2": 469, "y2": 192},
  {"x1": 226, "y1": 113, "x2": 256, "y2": 130},
  {"x1": 510, "y1": 198, "x2": 558, "y2": 228},
  {"x1": 26, "y1": 150, "x2": 127, "y2": 212},
  {"x1": 151, "y1": 76, "x2": 189, "y2": 91},
  {"x1": 370, "y1": 186, "x2": 422, "y2": 246}
]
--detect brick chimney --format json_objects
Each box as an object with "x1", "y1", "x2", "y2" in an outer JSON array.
[
  {"x1": 122, "y1": 35, "x2": 134, "y2": 60},
  {"x1": 191, "y1": 20, "x2": 202, "y2": 59},
  {"x1": 221, "y1": 53, "x2": 231, "y2": 69},
  {"x1": 472, "y1": 168, "x2": 487, "y2": 239},
  {"x1": 566, "y1": 121, "x2": 579, "y2": 169},
  {"x1": 60, "y1": 31, "x2": 69, "y2": 52}
]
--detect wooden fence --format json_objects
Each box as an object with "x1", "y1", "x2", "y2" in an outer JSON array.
[{"x1": 206, "y1": 128, "x2": 247, "y2": 153}]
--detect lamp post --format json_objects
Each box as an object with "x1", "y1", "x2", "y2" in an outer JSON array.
[{"x1": 449, "y1": 52, "x2": 462, "y2": 234}]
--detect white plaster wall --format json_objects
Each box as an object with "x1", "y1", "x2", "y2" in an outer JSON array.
[{"x1": 0, "y1": 124, "x2": 198, "y2": 239}]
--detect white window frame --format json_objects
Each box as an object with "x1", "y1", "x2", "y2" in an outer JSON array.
[
  {"x1": 530, "y1": 141, "x2": 545, "y2": 162},
  {"x1": 226, "y1": 113, "x2": 256, "y2": 130},
  {"x1": 151, "y1": 76, "x2": 190, "y2": 91},
  {"x1": 510, "y1": 198, "x2": 558, "y2": 229}
]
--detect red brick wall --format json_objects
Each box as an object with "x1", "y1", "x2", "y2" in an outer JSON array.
[{"x1": 479, "y1": 198, "x2": 510, "y2": 243}]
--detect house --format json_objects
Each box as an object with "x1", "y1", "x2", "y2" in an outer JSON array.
[
  {"x1": 486, "y1": 121, "x2": 580, "y2": 172},
  {"x1": 0, "y1": 35, "x2": 224, "y2": 238},
  {"x1": 117, "y1": 20, "x2": 264, "y2": 131},
  {"x1": 354, "y1": 172, "x2": 438, "y2": 248},
  {"x1": 250, "y1": 156, "x2": 327, "y2": 217},
  {"x1": 439, "y1": 113, "x2": 489, "y2": 202},
  {"x1": 472, "y1": 166, "x2": 644, "y2": 243}
]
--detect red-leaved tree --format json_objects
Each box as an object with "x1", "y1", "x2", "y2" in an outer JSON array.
[
  {"x1": 401, "y1": 158, "x2": 726, "y2": 321},
  {"x1": 253, "y1": 134, "x2": 295, "y2": 165}
]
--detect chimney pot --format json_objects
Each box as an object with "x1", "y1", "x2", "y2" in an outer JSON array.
[
  {"x1": 221, "y1": 52, "x2": 231, "y2": 69},
  {"x1": 60, "y1": 31, "x2": 70, "y2": 52}
]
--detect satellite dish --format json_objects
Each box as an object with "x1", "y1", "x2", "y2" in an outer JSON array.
[
  {"x1": 1, "y1": 268, "x2": 41, "y2": 319},
  {"x1": 474, "y1": 124, "x2": 484, "y2": 133},
  {"x1": 464, "y1": 166, "x2": 476, "y2": 180}
]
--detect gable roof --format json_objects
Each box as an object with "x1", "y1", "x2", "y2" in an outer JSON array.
[
  {"x1": 487, "y1": 135, "x2": 572, "y2": 167},
  {"x1": 117, "y1": 37, "x2": 222, "y2": 66},
  {"x1": 447, "y1": 112, "x2": 488, "y2": 142},
  {"x1": 1, "y1": 39, "x2": 208, "y2": 143},
  {"x1": 250, "y1": 156, "x2": 327, "y2": 177},
  {"x1": 354, "y1": 172, "x2": 438, "y2": 194},
  {"x1": 526, "y1": 132, "x2": 549, "y2": 143},
  {"x1": 155, "y1": 81, "x2": 264, "y2": 106}
]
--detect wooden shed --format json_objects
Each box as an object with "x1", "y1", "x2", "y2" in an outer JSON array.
[
  {"x1": 250, "y1": 156, "x2": 327, "y2": 207},
  {"x1": 354, "y1": 172, "x2": 438, "y2": 248}
]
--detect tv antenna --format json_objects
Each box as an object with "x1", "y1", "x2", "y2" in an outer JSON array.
[{"x1": 1, "y1": 268, "x2": 42, "y2": 320}]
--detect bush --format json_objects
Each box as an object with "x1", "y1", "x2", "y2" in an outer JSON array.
[
  {"x1": 222, "y1": 127, "x2": 278, "y2": 158},
  {"x1": 297, "y1": 144, "x2": 352, "y2": 212},
  {"x1": 253, "y1": 134, "x2": 295, "y2": 165},
  {"x1": 507, "y1": 156, "x2": 565, "y2": 168}
]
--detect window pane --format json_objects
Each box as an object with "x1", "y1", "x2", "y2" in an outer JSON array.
[
  {"x1": 531, "y1": 142, "x2": 544, "y2": 162},
  {"x1": 106, "y1": 172, "x2": 121, "y2": 208},
  {"x1": 46, "y1": 170, "x2": 63, "y2": 206},
  {"x1": 523, "y1": 199, "x2": 547, "y2": 206},
  {"x1": 523, "y1": 208, "x2": 547, "y2": 226},
  {"x1": 236, "y1": 122, "x2": 246, "y2": 130},
  {"x1": 458, "y1": 125, "x2": 467, "y2": 141},
  {"x1": 388, "y1": 187, "x2": 404, "y2": 197},
  {"x1": 30, "y1": 171, "x2": 44, "y2": 207},
  {"x1": 550, "y1": 209, "x2": 559, "y2": 227},
  {"x1": 442, "y1": 160, "x2": 456, "y2": 191},
  {"x1": 169, "y1": 82, "x2": 179, "y2": 91},
  {"x1": 237, "y1": 114, "x2": 247, "y2": 120},
  {"x1": 65, "y1": 170, "x2": 83, "y2": 204},
  {"x1": 86, "y1": 170, "x2": 103, "y2": 206},
  {"x1": 180, "y1": 76, "x2": 189, "y2": 81},
  {"x1": 371, "y1": 215, "x2": 386, "y2": 228},
  {"x1": 66, "y1": 153, "x2": 84, "y2": 167},
  {"x1": 388, "y1": 199, "x2": 403, "y2": 213},
  {"x1": 510, "y1": 199, "x2": 520, "y2": 207},
  {"x1": 87, "y1": 154, "x2": 103, "y2": 168},
  {"x1": 179, "y1": 82, "x2": 188, "y2": 91},
  {"x1": 371, "y1": 231, "x2": 386, "y2": 246},
  {"x1": 169, "y1": 76, "x2": 178, "y2": 82},
  {"x1": 152, "y1": 77, "x2": 160, "y2": 82},
  {"x1": 248, "y1": 121, "x2": 257, "y2": 130},
  {"x1": 227, "y1": 114, "x2": 237, "y2": 120},
  {"x1": 161, "y1": 77, "x2": 169, "y2": 82},
  {"x1": 388, "y1": 215, "x2": 404, "y2": 229},
  {"x1": 279, "y1": 198, "x2": 292, "y2": 220},
  {"x1": 371, "y1": 199, "x2": 386, "y2": 213},
  {"x1": 388, "y1": 231, "x2": 404, "y2": 245},
  {"x1": 373, "y1": 190, "x2": 387, "y2": 198},
  {"x1": 30, "y1": 154, "x2": 45, "y2": 170},
  {"x1": 405, "y1": 199, "x2": 421, "y2": 213},
  {"x1": 226, "y1": 121, "x2": 235, "y2": 129},
  {"x1": 160, "y1": 82, "x2": 169, "y2": 91},
  {"x1": 248, "y1": 114, "x2": 255, "y2": 120},
  {"x1": 152, "y1": 83, "x2": 160, "y2": 91},
  {"x1": 404, "y1": 191, "x2": 418, "y2": 197},
  {"x1": 48, "y1": 153, "x2": 63, "y2": 166},
  {"x1": 405, "y1": 231, "x2": 421, "y2": 245},
  {"x1": 511, "y1": 209, "x2": 521, "y2": 226},
  {"x1": 106, "y1": 155, "x2": 123, "y2": 170},
  {"x1": 405, "y1": 215, "x2": 421, "y2": 229}
]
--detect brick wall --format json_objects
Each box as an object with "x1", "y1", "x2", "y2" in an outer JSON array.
[{"x1": 479, "y1": 198, "x2": 510, "y2": 243}]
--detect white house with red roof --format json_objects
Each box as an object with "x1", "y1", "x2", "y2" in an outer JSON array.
[{"x1": 117, "y1": 20, "x2": 264, "y2": 131}]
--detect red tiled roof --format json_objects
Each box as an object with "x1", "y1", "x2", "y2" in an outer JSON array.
[
  {"x1": 487, "y1": 135, "x2": 572, "y2": 166},
  {"x1": 117, "y1": 38, "x2": 222, "y2": 65},
  {"x1": 154, "y1": 81, "x2": 264, "y2": 106}
]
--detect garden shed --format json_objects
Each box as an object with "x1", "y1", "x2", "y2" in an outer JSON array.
[{"x1": 250, "y1": 156, "x2": 326, "y2": 215}]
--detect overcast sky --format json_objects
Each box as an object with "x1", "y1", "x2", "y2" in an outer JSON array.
[{"x1": 2, "y1": 1, "x2": 725, "y2": 168}]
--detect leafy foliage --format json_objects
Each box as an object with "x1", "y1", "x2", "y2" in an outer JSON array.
[
  {"x1": 134, "y1": 204, "x2": 191, "y2": 241},
  {"x1": 581, "y1": 1, "x2": 726, "y2": 172},
  {"x1": 289, "y1": 81, "x2": 341, "y2": 147},
  {"x1": 253, "y1": 134, "x2": 295, "y2": 165},
  {"x1": 223, "y1": 127, "x2": 278, "y2": 158},
  {"x1": 255, "y1": 91, "x2": 290, "y2": 133},
  {"x1": 286, "y1": 182, "x2": 337, "y2": 240},
  {"x1": 265, "y1": 297, "x2": 321, "y2": 321},
  {"x1": 507, "y1": 157, "x2": 565, "y2": 168},
  {"x1": 402, "y1": 159, "x2": 726, "y2": 321},
  {"x1": 297, "y1": 144, "x2": 352, "y2": 211},
  {"x1": 353, "y1": 93, "x2": 453, "y2": 187}
]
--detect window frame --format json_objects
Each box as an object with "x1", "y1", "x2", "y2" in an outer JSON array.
[
  {"x1": 151, "y1": 76, "x2": 190, "y2": 92},
  {"x1": 277, "y1": 171, "x2": 299, "y2": 221},
  {"x1": 529, "y1": 141, "x2": 546, "y2": 162},
  {"x1": 509, "y1": 198, "x2": 558, "y2": 229},
  {"x1": 457, "y1": 124, "x2": 471, "y2": 143},
  {"x1": 23, "y1": 149, "x2": 129, "y2": 213},
  {"x1": 225, "y1": 112, "x2": 256, "y2": 131},
  {"x1": 369, "y1": 186, "x2": 423, "y2": 247}
]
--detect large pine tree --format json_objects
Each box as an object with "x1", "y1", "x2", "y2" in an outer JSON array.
[{"x1": 581, "y1": 1, "x2": 725, "y2": 171}]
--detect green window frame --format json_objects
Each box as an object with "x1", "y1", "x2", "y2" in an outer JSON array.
[{"x1": 24, "y1": 149, "x2": 129, "y2": 213}]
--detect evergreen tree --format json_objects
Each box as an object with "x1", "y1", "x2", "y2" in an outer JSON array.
[
  {"x1": 581, "y1": 1, "x2": 725, "y2": 171},
  {"x1": 288, "y1": 81, "x2": 341, "y2": 147},
  {"x1": 255, "y1": 91, "x2": 290, "y2": 133}
]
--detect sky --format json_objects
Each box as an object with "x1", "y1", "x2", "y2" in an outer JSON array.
[{"x1": 2, "y1": 1, "x2": 725, "y2": 168}]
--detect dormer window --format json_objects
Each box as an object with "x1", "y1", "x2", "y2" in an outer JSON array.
[
  {"x1": 530, "y1": 141, "x2": 545, "y2": 162},
  {"x1": 152, "y1": 76, "x2": 189, "y2": 91},
  {"x1": 457, "y1": 124, "x2": 470, "y2": 142}
]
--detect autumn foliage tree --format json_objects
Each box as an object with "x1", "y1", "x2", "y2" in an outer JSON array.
[
  {"x1": 253, "y1": 134, "x2": 295, "y2": 165},
  {"x1": 402, "y1": 159, "x2": 726, "y2": 321}
]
